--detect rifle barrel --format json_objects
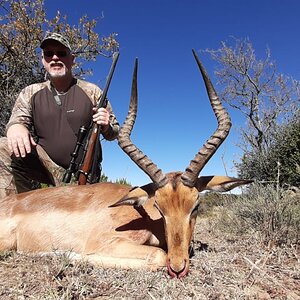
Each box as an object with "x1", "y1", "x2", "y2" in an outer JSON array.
[{"x1": 77, "y1": 52, "x2": 120, "y2": 185}]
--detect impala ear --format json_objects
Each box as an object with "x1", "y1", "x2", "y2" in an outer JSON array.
[
  {"x1": 139, "y1": 182, "x2": 157, "y2": 197},
  {"x1": 195, "y1": 176, "x2": 253, "y2": 192},
  {"x1": 109, "y1": 186, "x2": 151, "y2": 207}
]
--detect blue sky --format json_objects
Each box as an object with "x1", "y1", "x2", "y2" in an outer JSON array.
[{"x1": 45, "y1": 0, "x2": 300, "y2": 186}]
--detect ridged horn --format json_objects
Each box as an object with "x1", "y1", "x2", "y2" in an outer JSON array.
[
  {"x1": 118, "y1": 58, "x2": 168, "y2": 188},
  {"x1": 181, "y1": 49, "x2": 232, "y2": 187}
]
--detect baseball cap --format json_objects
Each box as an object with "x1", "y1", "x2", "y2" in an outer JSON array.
[{"x1": 40, "y1": 32, "x2": 72, "y2": 51}]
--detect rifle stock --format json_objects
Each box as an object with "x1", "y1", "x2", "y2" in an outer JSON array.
[
  {"x1": 78, "y1": 124, "x2": 99, "y2": 185},
  {"x1": 77, "y1": 52, "x2": 120, "y2": 185}
]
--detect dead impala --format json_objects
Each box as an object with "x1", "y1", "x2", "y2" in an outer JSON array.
[{"x1": 0, "y1": 50, "x2": 252, "y2": 278}]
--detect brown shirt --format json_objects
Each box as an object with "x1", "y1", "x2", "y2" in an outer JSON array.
[{"x1": 6, "y1": 79, "x2": 119, "y2": 168}]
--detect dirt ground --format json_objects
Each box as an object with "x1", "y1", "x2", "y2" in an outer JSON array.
[{"x1": 0, "y1": 216, "x2": 299, "y2": 300}]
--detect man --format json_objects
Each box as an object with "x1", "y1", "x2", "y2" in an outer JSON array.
[{"x1": 0, "y1": 32, "x2": 119, "y2": 198}]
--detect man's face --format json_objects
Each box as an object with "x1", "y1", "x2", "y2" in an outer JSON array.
[{"x1": 42, "y1": 41, "x2": 74, "y2": 79}]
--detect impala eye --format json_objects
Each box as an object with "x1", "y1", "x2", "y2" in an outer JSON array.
[
  {"x1": 154, "y1": 202, "x2": 163, "y2": 215},
  {"x1": 191, "y1": 203, "x2": 200, "y2": 216}
]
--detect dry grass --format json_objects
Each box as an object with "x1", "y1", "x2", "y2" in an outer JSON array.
[
  {"x1": 214, "y1": 184, "x2": 300, "y2": 246},
  {"x1": 0, "y1": 187, "x2": 299, "y2": 299},
  {"x1": 0, "y1": 218, "x2": 299, "y2": 299}
]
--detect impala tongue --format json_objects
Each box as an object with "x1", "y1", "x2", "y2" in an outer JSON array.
[
  {"x1": 166, "y1": 259, "x2": 189, "y2": 278},
  {"x1": 167, "y1": 261, "x2": 177, "y2": 278}
]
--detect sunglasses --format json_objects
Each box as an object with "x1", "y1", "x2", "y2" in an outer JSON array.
[{"x1": 43, "y1": 50, "x2": 70, "y2": 58}]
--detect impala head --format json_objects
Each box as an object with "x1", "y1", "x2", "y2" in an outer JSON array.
[{"x1": 115, "y1": 50, "x2": 252, "y2": 278}]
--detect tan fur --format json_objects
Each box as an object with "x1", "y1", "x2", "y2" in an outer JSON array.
[{"x1": 0, "y1": 173, "x2": 251, "y2": 277}]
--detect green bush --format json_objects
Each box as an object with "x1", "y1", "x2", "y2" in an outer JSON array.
[
  {"x1": 114, "y1": 178, "x2": 131, "y2": 186},
  {"x1": 237, "y1": 117, "x2": 300, "y2": 188}
]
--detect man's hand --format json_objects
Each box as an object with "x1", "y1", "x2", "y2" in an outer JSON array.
[
  {"x1": 6, "y1": 124, "x2": 37, "y2": 157},
  {"x1": 92, "y1": 107, "x2": 110, "y2": 132}
]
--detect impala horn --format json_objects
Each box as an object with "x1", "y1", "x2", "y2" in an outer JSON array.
[
  {"x1": 181, "y1": 49, "x2": 232, "y2": 187},
  {"x1": 118, "y1": 58, "x2": 168, "y2": 188}
]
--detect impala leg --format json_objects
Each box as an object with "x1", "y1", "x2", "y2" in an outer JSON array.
[
  {"x1": 83, "y1": 237, "x2": 167, "y2": 271},
  {"x1": 0, "y1": 220, "x2": 17, "y2": 251}
]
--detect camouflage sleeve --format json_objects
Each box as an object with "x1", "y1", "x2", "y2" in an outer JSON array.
[{"x1": 5, "y1": 83, "x2": 43, "y2": 133}]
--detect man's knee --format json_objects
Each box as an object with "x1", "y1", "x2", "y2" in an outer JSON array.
[
  {"x1": 0, "y1": 137, "x2": 12, "y2": 163},
  {"x1": 0, "y1": 137, "x2": 16, "y2": 198},
  {"x1": 10, "y1": 149, "x2": 53, "y2": 193}
]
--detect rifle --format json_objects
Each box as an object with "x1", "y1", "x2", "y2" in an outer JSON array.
[
  {"x1": 62, "y1": 125, "x2": 88, "y2": 183},
  {"x1": 62, "y1": 51, "x2": 120, "y2": 185}
]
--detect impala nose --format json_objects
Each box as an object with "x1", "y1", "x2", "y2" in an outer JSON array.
[{"x1": 167, "y1": 259, "x2": 189, "y2": 278}]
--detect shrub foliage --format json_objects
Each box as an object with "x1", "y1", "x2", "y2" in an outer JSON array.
[
  {"x1": 237, "y1": 116, "x2": 300, "y2": 187},
  {"x1": 215, "y1": 184, "x2": 300, "y2": 246}
]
